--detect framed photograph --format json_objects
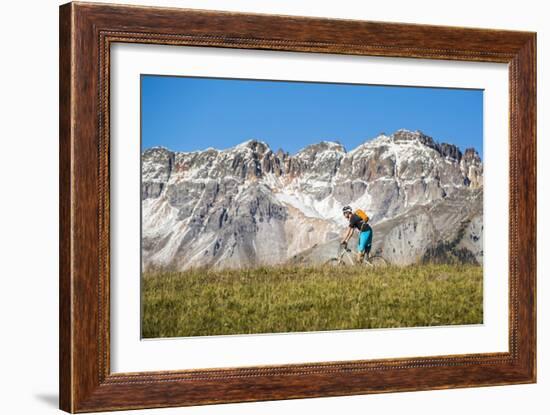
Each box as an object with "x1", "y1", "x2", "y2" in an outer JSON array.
[{"x1": 59, "y1": 2, "x2": 536, "y2": 412}]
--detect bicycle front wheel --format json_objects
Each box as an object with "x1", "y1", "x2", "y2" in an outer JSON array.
[{"x1": 324, "y1": 258, "x2": 343, "y2": 267}]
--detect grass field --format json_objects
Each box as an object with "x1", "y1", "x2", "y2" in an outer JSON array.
[{"x1": 141, "y1": 264, "x2": 483, "y2": 338}]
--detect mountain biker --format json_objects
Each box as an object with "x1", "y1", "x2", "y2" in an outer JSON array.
[{"x1": 341, "y1": 206, "x2": 373, "y2": 264}]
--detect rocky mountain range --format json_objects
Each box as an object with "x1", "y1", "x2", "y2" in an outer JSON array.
[{"x1": 141, "y1": 129, "x2": 483, "y2": 270}]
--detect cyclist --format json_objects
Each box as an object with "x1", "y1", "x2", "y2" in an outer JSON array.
[{"x1": 341, "y1": 205, "x2": 373, "y2": 264}]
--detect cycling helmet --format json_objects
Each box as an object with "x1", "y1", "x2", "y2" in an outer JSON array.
[{"x1": 342, "y1": 206, "x2": 352, "y2": 214}]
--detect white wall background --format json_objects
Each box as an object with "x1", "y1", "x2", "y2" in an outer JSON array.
[{"x1": 0, "y1": 1, "x2": 546, "y2": 414}]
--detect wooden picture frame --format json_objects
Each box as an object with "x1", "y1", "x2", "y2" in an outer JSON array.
[{"x1": 59, "y1": 2, "x2": 536, "y2": 412}]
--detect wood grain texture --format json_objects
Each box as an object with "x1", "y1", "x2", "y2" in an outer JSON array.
[
  {"x1": 59, "y1": 3, "x2": 73, "y2": 412},
  {"x1": 59, "y1": 2, "x2": 537, "y2": 412}
]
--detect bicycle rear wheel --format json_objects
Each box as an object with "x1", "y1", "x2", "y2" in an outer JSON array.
[{"x1": 368, "y1": 256, "x2": 388, "y2": 268}]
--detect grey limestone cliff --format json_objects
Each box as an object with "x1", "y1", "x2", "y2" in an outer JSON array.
[{"x1": 142, "y1": 129, "x2": 483, "y2": 269}]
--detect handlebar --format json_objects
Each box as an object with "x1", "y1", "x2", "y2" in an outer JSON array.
[{"x1": 340, "y1": 242, "x2": 351, "y2": 252}]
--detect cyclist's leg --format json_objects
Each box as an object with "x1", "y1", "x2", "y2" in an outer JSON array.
[
  {"x1": 365, "y1": 228, "x2": 373, "y2": 261},
  {"x1": 365, "y1": 244, "x2": 372, "y2": 261},
  {"x1": 357, "y1": 228, "x2": 373, "y2": 263},
  {"x1": 357, "y1": 231, "x2": 368, "y2": 263}
]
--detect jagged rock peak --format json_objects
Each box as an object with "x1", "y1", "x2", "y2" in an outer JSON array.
[
  {"x1": 440, "y1": 142, "x2": 462, "y2": 161},
  {"x1": 463, "y1": 147, "x2": 481, "y2": 162},
  {"x1": 276, "y1": 148, "x2": 288, "y2": 158},
  {"x1": 143, "y1": 146, "x2": 173, "y2": 156},
  {"x1": 386, "y1": 129, "x2": 481, "y2": 163},
  {"x1": 392, "y1": 129, "x2": 439, "y2": 151},
  {"x1": 296, "y1": 141, "x2": 346, "y2": 155},
  {"x1": 234, "y1": 139, "x2": 271, "y2": 154}
]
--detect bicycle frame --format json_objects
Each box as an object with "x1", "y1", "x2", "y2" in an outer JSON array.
[
  {"x1": 333, "y1": 245, "x2": 386, "y2": 267},
  {"x1": 336, "y1": 247, "x2": 355, "y2": 265}
]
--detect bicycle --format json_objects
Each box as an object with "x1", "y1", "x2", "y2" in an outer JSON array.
[{"x1": 324, "y1": 242, "x2": 388, "y2": 268}]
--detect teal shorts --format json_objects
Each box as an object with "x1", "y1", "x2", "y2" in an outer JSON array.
[{"x1": 358, "y1": 228, "x2": 373, "y2": 254}]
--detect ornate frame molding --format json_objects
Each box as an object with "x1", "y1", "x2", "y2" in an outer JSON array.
[{"x1": 60, "y1": 2, "x2": 536, "y2": 412}]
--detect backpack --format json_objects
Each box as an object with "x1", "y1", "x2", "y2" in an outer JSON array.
[{"x1": 354, "y1": 209, "x2": 369, "y2": 223}]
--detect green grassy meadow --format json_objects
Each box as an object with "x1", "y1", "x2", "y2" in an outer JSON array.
[{"x1": 141, "y1": 264, "x2": 483, "y2": 338}]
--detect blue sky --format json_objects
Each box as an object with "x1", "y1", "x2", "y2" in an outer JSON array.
[{"x1": 141, "y1": 75, "x2": 483, "y2": 158}]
